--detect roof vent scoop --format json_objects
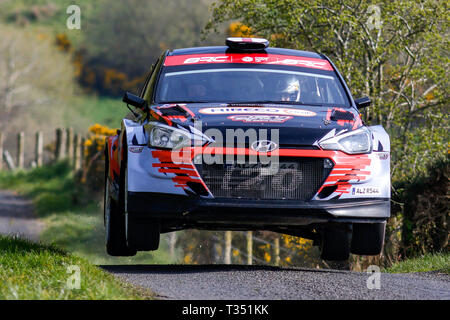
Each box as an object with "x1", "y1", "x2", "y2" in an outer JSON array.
[{"x1": 225, "y1": 37, "x2": 269, "y2": 51}]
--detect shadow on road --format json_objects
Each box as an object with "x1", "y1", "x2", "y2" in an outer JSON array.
[{"x1": 99, "y1": 264, "x2": 350, "y2": 275}]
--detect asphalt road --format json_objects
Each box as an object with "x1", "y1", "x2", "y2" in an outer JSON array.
[
  {"x1": 101, "y1": 264, "x2": 450, "y2": 300},
  {"x1": 0, "y1": 190, "x2": 43, "y2": 241}
]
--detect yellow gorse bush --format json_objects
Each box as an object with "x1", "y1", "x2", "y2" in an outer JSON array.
[
  {"x1": 80, "y1": 124, "x2": 119, "y2": 184},
  {"x1": 84, "y1": 123, "x2": 118, "y2": 154},
  {"x1": 228, "y1": 22, "x2": 252, "y2": 37}
]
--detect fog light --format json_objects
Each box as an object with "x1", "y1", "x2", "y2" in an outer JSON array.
[{"x1": 324, "y1": 158, "x2": 333, "y2": 169}]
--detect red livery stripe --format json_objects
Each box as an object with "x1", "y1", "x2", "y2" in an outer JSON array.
[{"x1": 164, "y1": 54, "x2": 333, "y2": 71}]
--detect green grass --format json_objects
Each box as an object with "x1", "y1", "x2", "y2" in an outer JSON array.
[
  {"x1": 67, "y1": 95, "x2": 126, "y2": 129},
  {"x1": 0, "y1": 161, "x2": 75, "y2": 216},
  {"x1": 0, "y1": 235, "x2": 152, "y2": 299},
  {"x1": 0, "y1": 162, "x2": 174, "y2": 265},
  {"x1": 384, "y1": 252, "x2": 450, "y2": 274}
]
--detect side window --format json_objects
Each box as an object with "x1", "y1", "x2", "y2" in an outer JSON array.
[
  {"x1": 139, "y1": 62, "x2": 156, "y2": 98},
  {"x1": 143, "y1": 51, "x2": 168, "y2": 103}
]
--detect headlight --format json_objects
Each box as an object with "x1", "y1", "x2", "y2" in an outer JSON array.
[
  {"x1": 145, "y1": 122, "x2": 213, "y2": 150},
  {"x1": 147, "y1": 122, "x2": 191, "y2": 149},
  {"x1": 319, "y1": 127, "x2": 372, "y2": 154}
]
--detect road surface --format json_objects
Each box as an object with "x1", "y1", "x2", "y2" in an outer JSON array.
[
  {"x1": 102, "y1": 264, "x2": 450, "y2": 300},
  {"x1": 0, "y1": 190, "x2": 44, "y2": 241},
  {"x1": 0, "y1": 189, "x2": 448, "y2": 300}
]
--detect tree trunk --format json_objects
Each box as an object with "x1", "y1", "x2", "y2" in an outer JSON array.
[
  {"x1": 246, "y1": 231, "x2": 253, "y2": 265},
  {"x1": 224, "y1": 231, "x2": 232, "y2": 265},
  {"x1": 274, "y1": 237, "x2": 280, "y2": 266}
]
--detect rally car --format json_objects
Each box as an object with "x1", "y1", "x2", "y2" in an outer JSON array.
[{"x1": 104, "y1": 37, "x2": 390, "y2": 261}]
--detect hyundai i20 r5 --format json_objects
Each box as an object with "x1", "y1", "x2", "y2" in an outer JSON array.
[{"x1": 104, "y1": 37, "x2": 390, "y2": 261}]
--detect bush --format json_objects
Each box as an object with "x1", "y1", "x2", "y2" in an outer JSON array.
[
  {"x1": 78, "y1": 124, "x2": 118, "y2": 198},
  {"x1": 393, "y1": 155, "x2": 449, "y2": 257}
]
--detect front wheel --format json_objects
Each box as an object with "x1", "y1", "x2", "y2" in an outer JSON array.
[
  {"x1": 104, "y1": 144, "x2": 136, "y2": 256},
  {"x1": 126, "y1": 216, "x2": 161, "y2": 251},
  {"x1": 351, "y1": 222, "x2": 386, "y2": 255},
  {"x1": 320, "y1": 224, "x2": 351, "y2": 261}
]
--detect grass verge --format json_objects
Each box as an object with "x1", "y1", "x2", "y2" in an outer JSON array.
[
  {"x1": 0, "y1": 235, "x2": 152, "y2": 299},
  {"x1": 384, "y1": 252, "x2": 450, "y2": 274},
  {"x1": 0, "y1": 161, "x2": 173, "y2": 265}
]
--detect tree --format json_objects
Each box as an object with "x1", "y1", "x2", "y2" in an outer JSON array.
[
  {"x1": 83, "y1": 0, "x2": 222, "y2": 80},
  {"x1": 205, "y1": 0, "x2": 449, "y2": 182},
  {"x1": 0, "y1": 25, "x2": 75, "y2": 131}
]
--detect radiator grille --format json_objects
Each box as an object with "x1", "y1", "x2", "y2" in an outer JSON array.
[{"x1": 196, "y1": 158, "x2": 332, "y2": 200}]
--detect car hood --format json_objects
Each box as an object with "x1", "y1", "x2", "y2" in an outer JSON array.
[{"x1": 151, "y1": 103, "x2": 362, "y2": 147}]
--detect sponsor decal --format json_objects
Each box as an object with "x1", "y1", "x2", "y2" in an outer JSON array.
[
  {"x1": 351, "y1": 186, "x2": 381, "y2": 196},
  {"x1": 164, "y1": 54, "x2": 333, "y2": 71},
  {"x1": 376, "y1": 152, "x2": 389, "y2": 160},
  {"x1": 199, "y1": 107, "x2": 316, "y2": 117},
  {"x1": 129, "y1": 146, "x2": 144, "y2": 153},
  {"x1": 228, "y1": 115, "x2": 293, "y2": 123}
]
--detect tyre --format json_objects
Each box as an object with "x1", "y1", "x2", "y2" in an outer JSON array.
[
  {"x1": 120, "y1": 140, "x2": 161, "y2": 251},
  {"x1": 351, "y1": 222, "x2": 386, "y2": 255},
  {"x1": 104, "y1": 142, "x2": 136, "y2": 256},
  {"x1": 126, "y1": 216, "x2": 161, "y2": 251},
  {"x1": 320, "y1": 224, "x2": 351, "y2": 261}
]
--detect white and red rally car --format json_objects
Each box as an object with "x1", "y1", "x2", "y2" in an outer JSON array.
[{"x1": 104, "y1": 38, "x2": 390, "y2": 260}]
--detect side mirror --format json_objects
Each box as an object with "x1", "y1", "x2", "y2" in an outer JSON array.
[
  {"x1": 354, "y1": 96, "x2": 371, "y2": 110},
  {"x1": 123, "y1": 92, "x2": 148, "y2": 111}
]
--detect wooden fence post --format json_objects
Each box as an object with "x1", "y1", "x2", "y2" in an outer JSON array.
[
  {"x1": 35, "y1": 132, "x2": 43, "y2": 167},
  {"x1": 3, "y1": 150, "x2": 15, "y2": 170},
  {"x1": 55, "y1": 128, "x2": 62, "y2": 161},
  {"x1": 274, "y1": 237, "x2": 280, "y2": 266},
  {"x1": 0, "y1": 132, "x2": 3, "y2": 171},
  {"x1": 17, "y1": 132, "x2": 24, "y2": 169},
  {"x1": 246, "y1": 231, "x2": 253, "y2": 265},
  {"x1": 66, "y1": 128, "x2": 74, "y2": 161},
  {"x1": 55, "y1": 128, "x2": 66, "y2": 161},
  {"x1": 80, "y1": 137, "x2": 85, "y2": 169},
  {"x1": 73, "y1": 134, "x2": 81, "y2": 170},
  {"x1": 224, "y1": 231, "x2": 232, "y2": 265}
]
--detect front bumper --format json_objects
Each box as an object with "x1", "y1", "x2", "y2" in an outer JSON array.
[{"x1": 127, "y1": 192, "x2": 390, "y2": 227}]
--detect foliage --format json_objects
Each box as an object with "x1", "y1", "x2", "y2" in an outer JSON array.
[
  {"x1": 79, "y1": 124, "x2": 117, "y2": 196},
  {"x1": 228, "y1": 21, "x2": 252, "y2": 37},
  {"x1": 0, "y1": 161, "x2": 75, "y2": 216},
  {"x1": 384, "y1": 252, "x2": 450, "y2": 274},
  {"x1": 0, "y1": 24, "x2": 76, "y2": 132},
  {"x1": 0, "y1": 235, "x2": 152, "y2": 299},
  {"x1": 393, "y1": 155, "x2": 449, "y2": 257},
  {"x1": 205, "y1": 0, "x2": 450, "y2": 183},
  {"x1": 0, "y1": 161, "x2": 173, "y2": 265},
  {"x1": 177, "y1": 230, "x2": 324, "y2": 267},
  {"x1": 79, "y1": 0, "x2": 222, "y2": 96}
]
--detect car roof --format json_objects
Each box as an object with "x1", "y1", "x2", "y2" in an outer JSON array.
[{"x1": 169, "y1": 46, "x2": 324, "y2": 60}]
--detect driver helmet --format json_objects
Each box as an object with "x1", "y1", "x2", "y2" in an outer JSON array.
[{"x1": 276, "y1": 78, "x2": 301, "y2": 102}]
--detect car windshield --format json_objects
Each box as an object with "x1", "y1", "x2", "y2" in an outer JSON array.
[{"x1": 155, "y1": 64, "x2": 350, "y2": 106}]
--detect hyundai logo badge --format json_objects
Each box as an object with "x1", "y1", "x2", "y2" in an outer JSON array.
[{"x1": 250, "y1": 140, "x2": 278, "y2": 152}]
